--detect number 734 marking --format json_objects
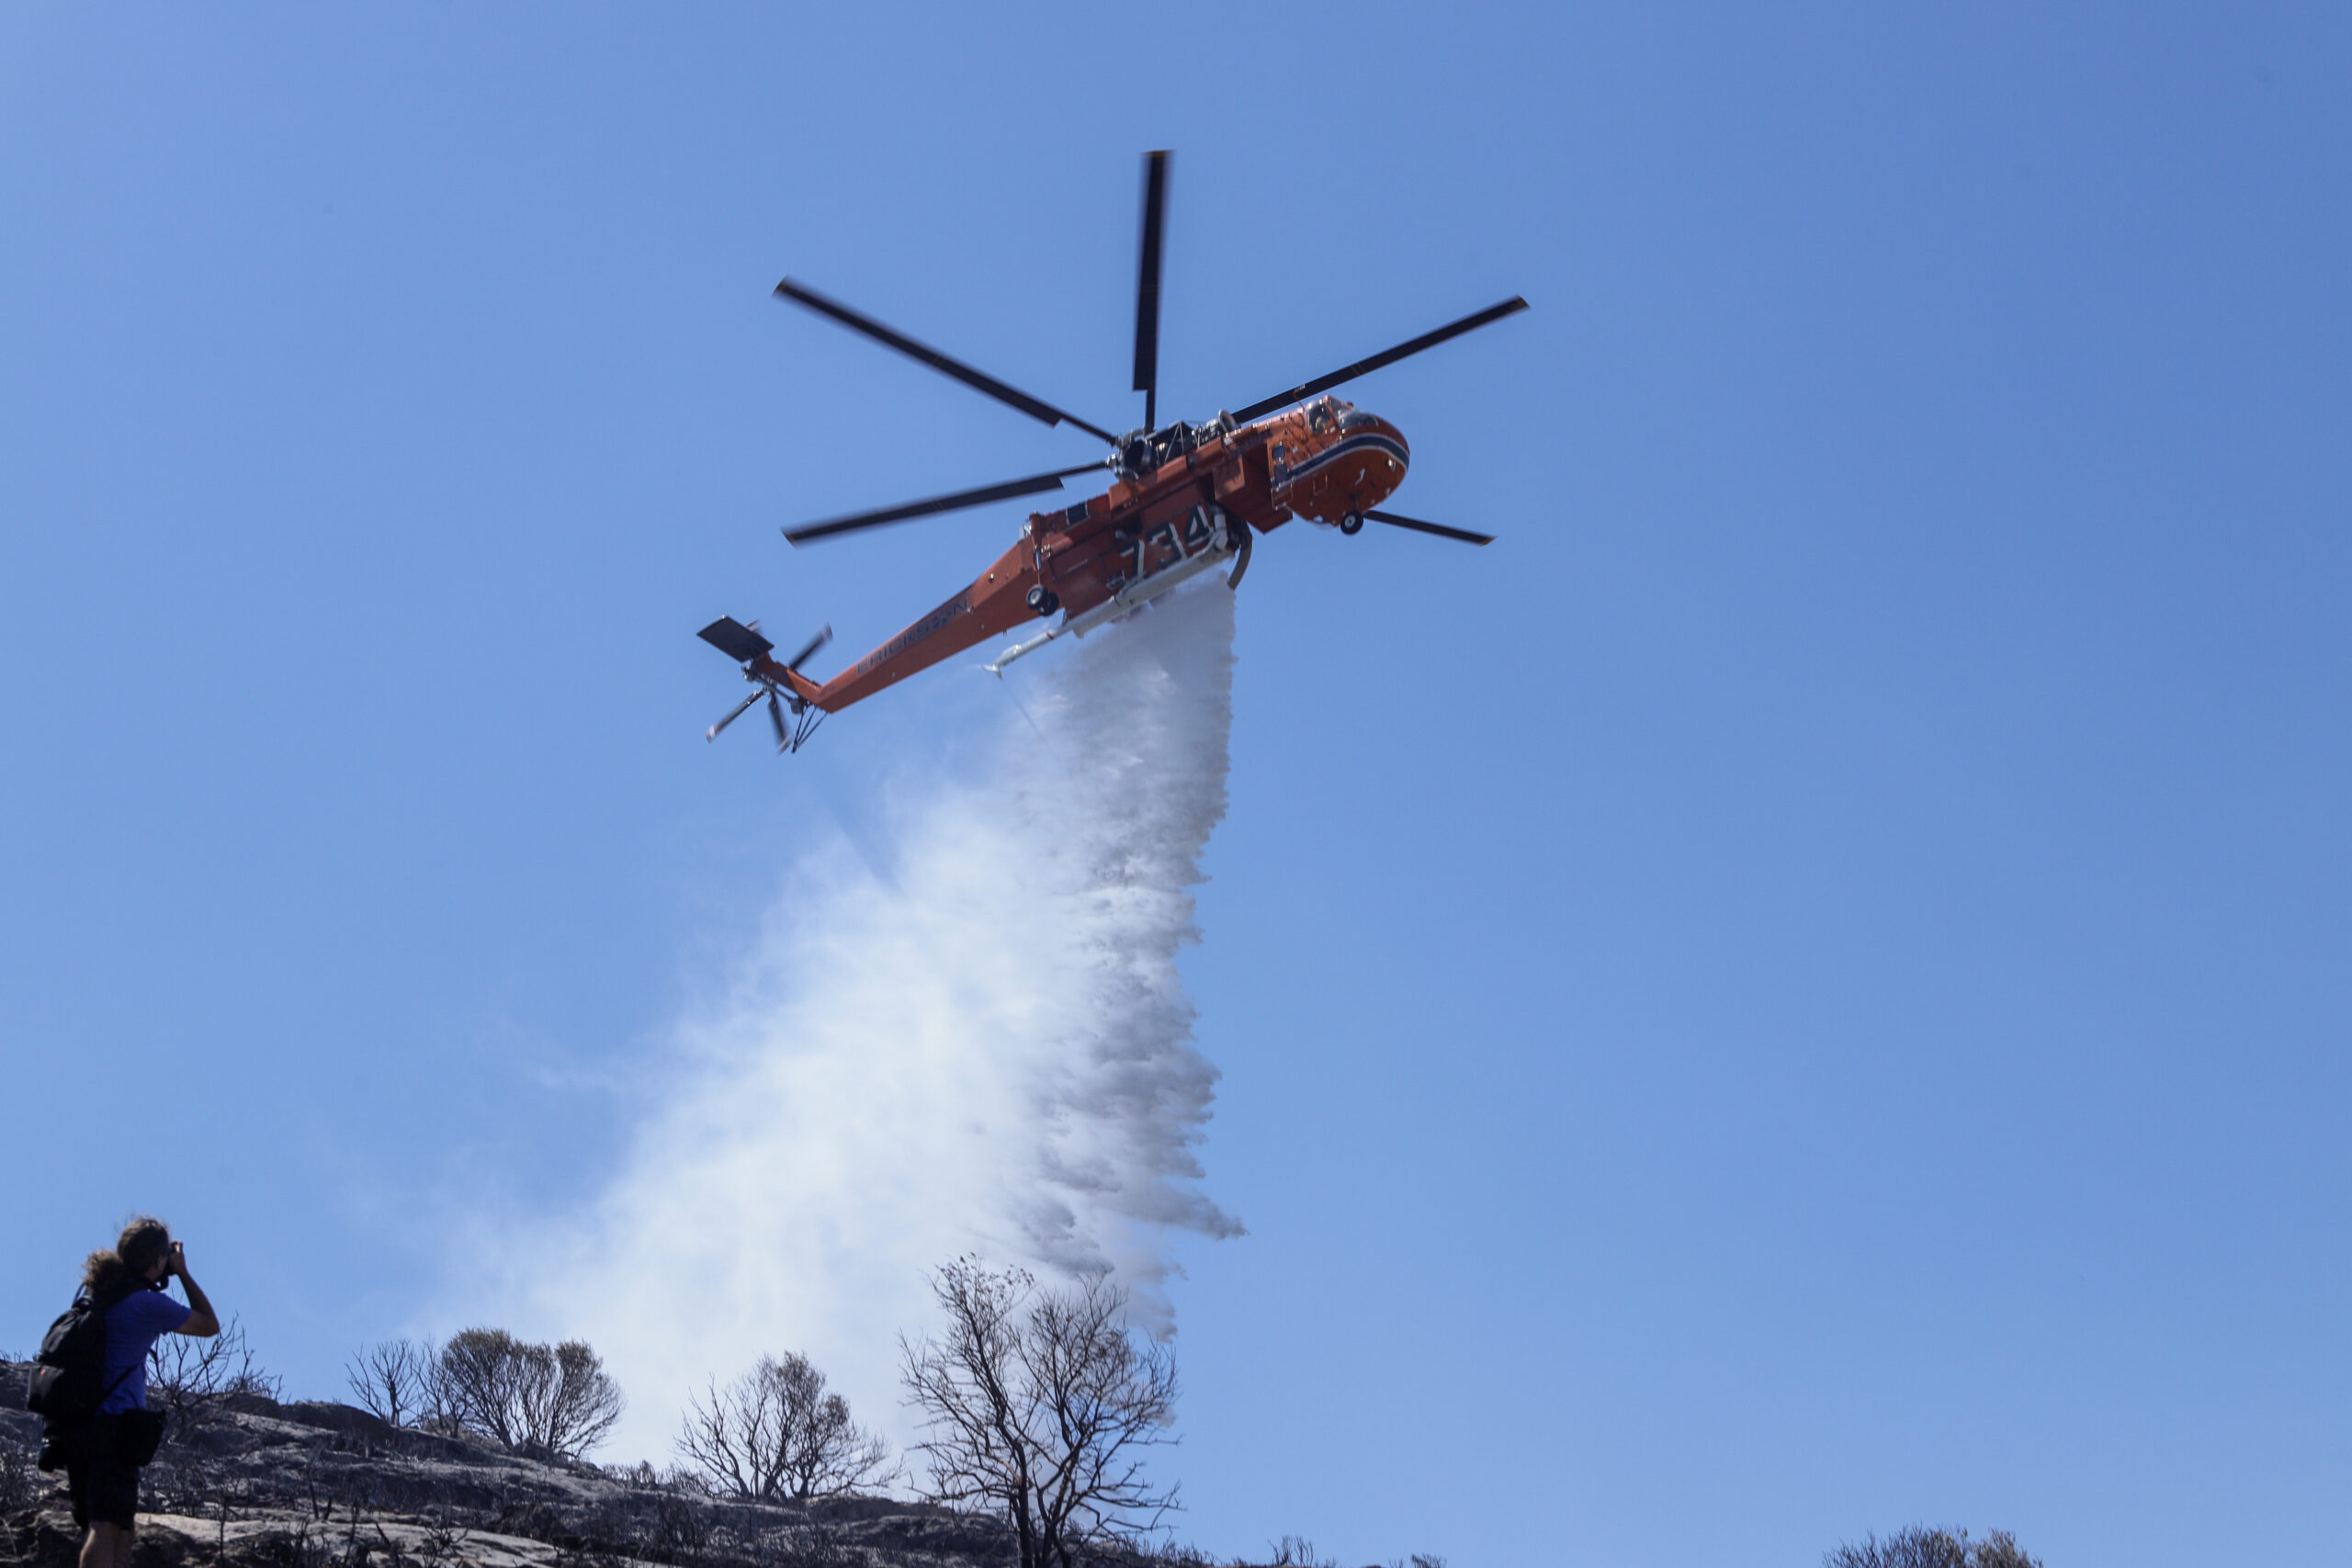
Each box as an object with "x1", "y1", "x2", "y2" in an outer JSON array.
[{"x1": 1119, "y1": 502, "x2": 1226, "y2": 580}]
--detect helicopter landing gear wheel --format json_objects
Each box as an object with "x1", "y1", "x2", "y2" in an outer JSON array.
[
  {"x1": 1026, "y1": 585, "x2": 1060, "y2": 618},
  {"x1": 1339, "y1": 510, "x2": 1364, "y2": 536}
]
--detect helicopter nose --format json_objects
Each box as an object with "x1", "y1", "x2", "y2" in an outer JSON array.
[
  {"x1": 1283, "y1": 411, "x2": 1411, "y2": 526},
  {"x1": 1342, "y1": 412, "x2": 1410, "y2": 504}
]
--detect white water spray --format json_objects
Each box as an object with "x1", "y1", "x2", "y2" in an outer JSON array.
[{"x1": 536, "y1": 583, "x2": 1242, "y2": 1461}]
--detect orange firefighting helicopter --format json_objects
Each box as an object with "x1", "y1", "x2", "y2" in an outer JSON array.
[{"x1": 700, "y1": 151, "x2": 1525, "y2": 752}]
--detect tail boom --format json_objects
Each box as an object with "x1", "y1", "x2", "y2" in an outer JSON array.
[{"x1": 796, "y1": 540, "x2": 1043, "y2": 712}]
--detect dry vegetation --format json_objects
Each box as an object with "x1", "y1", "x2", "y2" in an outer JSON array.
[
  {"x1": 0, "y1": 1354, "x2": 1415, "y2": 1568},
  {"x1": 1825, "y1": 1526, "x2": 2042, "y2": 1568},
  {"x1": 5, "y1": 1354, "x2": 1040, "y2": 1568},
  {"x1": 1, "y1": 1344, "x2": 2049, "y2": 1568},
  {"x1": 20, "y1": 1267, "x2": 2037, "y2": 1568}
]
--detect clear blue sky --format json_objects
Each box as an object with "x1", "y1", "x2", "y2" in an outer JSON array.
[{"x1": 5, "y1": 6, "x2": 2347, "y2": 1565}]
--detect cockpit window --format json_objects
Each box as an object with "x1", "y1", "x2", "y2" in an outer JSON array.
[
  {"x1": 1340, "y1": 410, "x2": 1378, "y2": 431},
  {"x1": 1306, "y1": 398, "x2": 1337, "y2": 434}
]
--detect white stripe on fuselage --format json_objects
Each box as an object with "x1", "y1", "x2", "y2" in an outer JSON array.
[{"x1": 1278, "y1": 432, "x2": 1410, "y2": 488}]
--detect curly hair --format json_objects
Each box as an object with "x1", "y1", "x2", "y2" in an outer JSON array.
[{"x1": 82, "y1": 1216, "x2": 171, "y2": 1298}]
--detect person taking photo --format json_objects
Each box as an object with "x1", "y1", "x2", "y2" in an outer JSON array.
[{"x1": 60, "y1": 1217, "x2": 220, "y2": 1568}]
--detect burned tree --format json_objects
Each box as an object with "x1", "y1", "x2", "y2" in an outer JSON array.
[
  {"x1": 1826, "y1": 1526, "x2": 2042, "y2": 1568},
  {"x1": 900, "y1": 1259, "x2": 1179, "y2": 1568},
  {"x1": 435, "y1": 1328, "x2": 625, "y2": 1459},
  {"x1": 676, "y1": 1351, "x2": 894, "y2": 1502},
  {"x1": 149, "y1": 1316, "x2": 277, "y2": 1441},
  {"x1": 344, "y1": 1337, "x2": 435, "y2": 1429}
]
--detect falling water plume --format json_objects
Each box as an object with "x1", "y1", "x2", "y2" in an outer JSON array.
[{"x1": 530, "y1": 581, "x2": 1242, "y2": 1461}]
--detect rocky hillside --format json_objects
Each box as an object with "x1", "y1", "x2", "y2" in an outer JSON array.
[{"x1": 0, "y1": 1362, "x2": 1081, "y2": 1568}]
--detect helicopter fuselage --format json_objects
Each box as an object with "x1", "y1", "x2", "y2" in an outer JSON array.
[{"x1": 770, "y1": 396, "x2": 1406, "y2": 712}]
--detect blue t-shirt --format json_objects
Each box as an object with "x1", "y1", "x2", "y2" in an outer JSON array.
[{"x1": 99, "y1": 1287, "x2": 193, "y2": 1414}]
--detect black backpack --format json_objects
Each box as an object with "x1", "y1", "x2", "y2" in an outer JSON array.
[{"x1": 26, "y1": 1282, "x2": 140, "y2": 1427}]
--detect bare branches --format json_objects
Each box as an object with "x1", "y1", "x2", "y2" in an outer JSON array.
[
  {"x1": 150, "y1": 1315, "x2": 277, "y2": 1438},
  {"x1": 675, "y1": 1352, "x2": 895, "y2": 1502},
  {"x1": 437, "y1": 1329, "x2": 534, "y2": 1450},
  {"x1": 541, "y1": 1340, "x2": 628, "y2": 1459},
  {"x1": 900, "y1": 1258, "x2": 1180, "y2": 1568},
  {"x1": 435, "y1": 1329, "x2": 625, "y2": 1459},
  {"x1": 345, "y1": 1338, "x2": 435, "y2": 1429},
  {"x1": 1826, "y1": 1527, "x2": 2042, "y2": 1568},
  {"x1": 0, "y1": 1432, "x2": 32, "y2": 1512}
]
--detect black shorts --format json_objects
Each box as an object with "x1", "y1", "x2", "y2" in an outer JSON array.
[{"x1": 64, "y1": 1416, "x2": 142, "y2": 1531}]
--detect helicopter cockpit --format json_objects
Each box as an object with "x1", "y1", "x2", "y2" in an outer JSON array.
[{"x1": 1305, "y1": 396, "x2": 1350, "y2": 435}]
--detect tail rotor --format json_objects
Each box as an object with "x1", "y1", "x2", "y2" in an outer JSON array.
[
  {"x1": 698, "y1": 616, "x2": 833, "y2": 754},
  {"x1": 780, "y1": 625, "x2": 833, "y2": 673},
  {"x1": 706, "y1": 687, "x2": 764, "y2": 742}
]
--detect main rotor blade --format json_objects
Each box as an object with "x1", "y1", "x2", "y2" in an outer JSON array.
[
  {"x1": 784, "y1": 462, "x2": 1109, "y2": 546},
  {"x1": 1230, "y1": 297, "x2": 1530, "y2": 423},
  {"x1": 1362, "y1": 509, "x2": 1495, "y2": 546},
  {"x1": 775, "y1": 278, "x2": 1120, "y2": 445},
  {"x1": 1132, "y1": 151, "x2": 1170, "y2": 432}
]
